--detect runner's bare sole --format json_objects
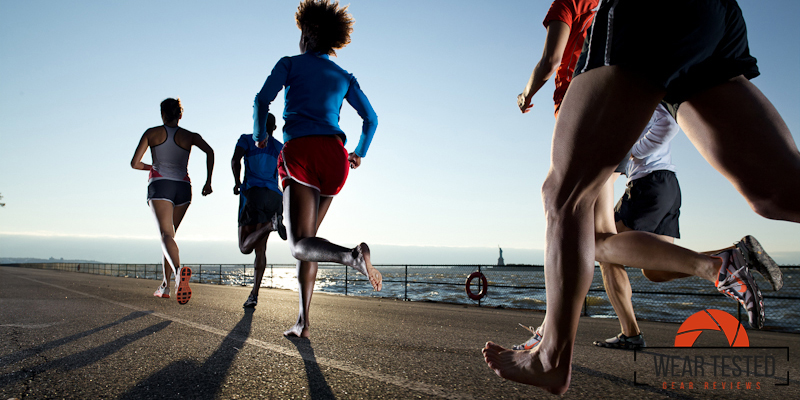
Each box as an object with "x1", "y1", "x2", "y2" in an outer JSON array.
[{"x1": 357, "y1": 243, "x2": 382, "y2": 291}]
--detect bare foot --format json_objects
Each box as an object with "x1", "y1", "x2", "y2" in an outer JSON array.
[
  {"x1": 482, "y1": 341, "x2": 570, "y2": 395},
  {"x1": 355, "y1": 243, "x2": 382, "y2": 291},
  {"x1": 283, "y1": 323, "x2": 310, "y2": 338}
]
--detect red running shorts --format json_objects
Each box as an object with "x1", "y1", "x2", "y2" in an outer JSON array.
[{"x1": 278, "y1": 135, "x2": 349, "y2": 197}]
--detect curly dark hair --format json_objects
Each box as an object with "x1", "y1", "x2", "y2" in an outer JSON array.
[
  {"x1": 295, "y1": 0, "x2": 354, "y2": 56},
  {"x1": 160, "y1": 98, "x2": 183, "y2": 121}
]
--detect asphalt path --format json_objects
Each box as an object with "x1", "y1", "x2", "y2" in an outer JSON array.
[{"x1": 1, "y1": 266, "x2": 798, "y2": 399}]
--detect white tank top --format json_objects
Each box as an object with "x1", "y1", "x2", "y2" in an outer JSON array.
[{"x1": 149, "y1": 125, "x2": 190, "y2": 183}]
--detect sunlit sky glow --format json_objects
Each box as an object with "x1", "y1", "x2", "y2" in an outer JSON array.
[{"x1": 1, "y1": 0, "x2": 798, "y2": 264}]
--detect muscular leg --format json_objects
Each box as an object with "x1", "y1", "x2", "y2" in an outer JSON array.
[
  {"x1": 251, "y1": 229, "x2": 269, "y2": 297},
  {"x1": 238, "y1": 221, "x2": 274, "y2": 255},
  {"x1": 483, "y1": 66, "x2": 665, "y2": 394},
  {"x1": 282, "y1": 183, "x2": 382, "y2": 338},
  {"x1": 678, "y1": 76, "x2": 800, "y2": 222},
  {"x1": 150, "y1": 200, "x2": 188, "y2": 284},
  {"x1": 592, "y1": 173, "x2": 640, "y2": 336}
]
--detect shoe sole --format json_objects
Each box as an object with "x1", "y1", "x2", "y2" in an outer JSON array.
[
  {"x1": 593, "y1": 340, "x2": 645, "y2": 350},
  {"x1": 153, "y1": 292, "x2": 170, "y2": 299},
  {"x1": 738, "y1": 235, "x2": 783, "y2": 291},
  {"x1": 278, "y1": 225, "x2": 287, "y2": 241},
  {"x1": 176, "y1": 267, "x2": 192, "y2": 305},
  {"x1": 729, "y1": 250, "x2": 765, "y2": 329}
]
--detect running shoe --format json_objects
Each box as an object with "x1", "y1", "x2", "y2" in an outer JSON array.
[
  {"x1": 243, "y1": 293, "x2": 258, "y2": 308},
  {"x1": 512, "y1": 323, "x2": 543, "y2": 350},
  {"x1": 716, "y1": 249, "x2": 764, "y2": 329},
  {"x1": 175, "y1": 266, "x2": 192, "y2": 305},
  {"x1": 734, "y1": 235, "x2": 783, "y2": 291},
  {"x1": 593, "y1": 332, "x2": 646, "y2": 349},
  {"x1": 153, "y1": 284, "x2": 170, "y2": 298},
  {"x1": 274, "y1": 213, "x2": 288, "y2": 241}
]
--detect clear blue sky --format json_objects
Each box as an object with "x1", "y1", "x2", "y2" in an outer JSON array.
[{"x1": 1, "y1": 0, "x2": 798, "y2": 264}]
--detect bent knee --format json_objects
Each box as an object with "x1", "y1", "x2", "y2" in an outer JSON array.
[
  {"x1": 748, "y1": 196, "x2": 799, "y2": 222},
  {"x1": 642, "y1": 269, "x2": 671, "y2": 282}
]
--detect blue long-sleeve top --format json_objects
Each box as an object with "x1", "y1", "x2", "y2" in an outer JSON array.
[{"x1": 253, "y1": 52, "x2": 378, "y2": 157}]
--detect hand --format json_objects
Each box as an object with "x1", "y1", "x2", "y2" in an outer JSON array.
[
  {"x1": 202, "y1": 182, "x2": 213, "y2": 196},
  {"x1": 256, "y1": 139, "x2": 267, "y2": 149},
  {"x1": 233, "y1": 184, "x2": 240, "y2": 195},
  {"x1": 348, "y1": 153, "x2": 361, "y2": 169},
  {"x1": 517, "y1": 93, "x2": 533, "y2": 113}
]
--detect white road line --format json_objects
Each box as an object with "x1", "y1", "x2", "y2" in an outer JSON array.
[{"x1": 15, "y1": 274, "x2": 475, "y2": 400}]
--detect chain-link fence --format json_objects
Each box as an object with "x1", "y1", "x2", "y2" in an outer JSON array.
[{"x1": 5, "y1": 262, "x2": 798, "y2": 333}]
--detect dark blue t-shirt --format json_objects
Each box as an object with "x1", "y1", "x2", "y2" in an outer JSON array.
[{"x1": 236, "y1": 134, "x2": 283, "y2": 194}]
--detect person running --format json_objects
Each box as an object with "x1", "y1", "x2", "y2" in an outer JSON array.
[
  {"x1": 594, "y1": 103, "x2": 781, "y2": 349},
  {"x1": 130, "y1": 98, "x2": 214, "y2": 305},
  {"x1": 253, "y1": 0, "x2": 382, "y2": 338},
  {"x1": 484, "y1": 0, "x2": 800, "y2": 394},
  {"x1": 507, "y1": 0, "x2": 782, "y2": 354},
  {"x1": 232, "y1": 112, "x2": 288, "y2": 308}
]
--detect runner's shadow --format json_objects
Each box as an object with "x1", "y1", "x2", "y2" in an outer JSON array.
[
  {"x1": 286, "y1": 336, "x2": 335, "y2": 400},
  {"x1": 119, "y1": 308, "x2": 255, "y2": 400},
  {"x1": 0, "y1": 310, "x2": 153, "y2": 366},
  {"x1": 0, "y1": 319, "x2": 171, "y2": 388}
]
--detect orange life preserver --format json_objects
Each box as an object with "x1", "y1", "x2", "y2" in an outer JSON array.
[{"x1": 465, "y1": 271, "x2": 488, "y2": 300}]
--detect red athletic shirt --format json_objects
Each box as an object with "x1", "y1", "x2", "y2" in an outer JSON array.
[{"x1": 543, "y1": 0, "x2": 599, "y2": 111}]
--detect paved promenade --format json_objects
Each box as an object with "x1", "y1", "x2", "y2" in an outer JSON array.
[{"x1": 1, "y1": 266, "x2": 798, "y2": 399}]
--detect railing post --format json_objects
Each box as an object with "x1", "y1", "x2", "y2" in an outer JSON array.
[
  {"x1": 345, "y1": 265, "x2": 348, "y2": 296},
  {"x1": 478, "y1": 265, "x2": 482, "y2": 307},
  {"x1": 404, "y1": 265, "x2": 408, "y2": 301}
]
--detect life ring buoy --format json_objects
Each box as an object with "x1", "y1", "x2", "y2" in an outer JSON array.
[{"x1": 465, "y1": 271, "x2": 488, "y2": 300}]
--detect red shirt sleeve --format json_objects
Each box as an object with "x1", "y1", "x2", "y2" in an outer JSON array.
[{"x1": 543, "y1": 0, "x2": 575, "y2": 30}]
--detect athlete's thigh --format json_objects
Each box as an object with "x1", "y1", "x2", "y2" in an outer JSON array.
[
  {"x1": 284, "y1": 183, "x2": 321, "y2": 241},
  {"x1": 149, "y1": 200, "x2": 176, "y2": 235},
  {"x1": 548, "y1": 66, "x2": 664, "y2": 204},
  {"x1": 678, "y1": 76, "x2": 800, "y2": 203},
  {"x1": 316, "y1": 196, "x2": 334, "y2": 231},
  {"x1": 595, "y1": 173, "x2": 621, "y2": 235},
  {"x1": 173, "y1": 203, "x2": 189, "y2": 232}
]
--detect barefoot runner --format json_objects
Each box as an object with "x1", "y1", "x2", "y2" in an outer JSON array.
[{"x1": 252, "y1": 0, "x2": 382, "y2": 338}]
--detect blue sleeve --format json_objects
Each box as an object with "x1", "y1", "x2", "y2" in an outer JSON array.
[
  {"x1": 345, "y1": 76, "x2": 378, "y2": 157},
  {"x1": 253, "y1": 57, "x2": 290, "y2": 143},
  {"x1": 236, "y1": 134, "x2": 250, "y2": 150}
]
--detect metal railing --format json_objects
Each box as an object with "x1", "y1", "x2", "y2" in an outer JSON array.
[{"x1": 5, "y1": 262, "x2": 798, "y2": 333}]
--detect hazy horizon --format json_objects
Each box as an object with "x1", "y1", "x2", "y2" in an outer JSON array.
[{"x1": 2, "y1": 233, "x2": 799, "y2": 266}]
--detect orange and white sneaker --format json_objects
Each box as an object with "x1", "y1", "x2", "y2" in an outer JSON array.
[
  {"x1": 175, "y1": 267, "x2": 192, "y2": 305},
  {"x1": 512, "y1": 324, "x2": 543, "y2": 350},
  {"x1": 153, "y1": 283, "x2": 170, "y2": 298},
  {"x1": 716, "y1": 249, "x2": 764, "y2": 329}
]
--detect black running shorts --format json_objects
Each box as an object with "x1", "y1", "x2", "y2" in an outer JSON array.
[
  {"x1": 238, "y1": 186, "x2": 283, "y2": 227},
  {"x1": 615, "y1": 170, "x2": 681, "y2": 238},
  {"x1": 147, "y1": 180, "x2": 192, "y2": 206},
  {"x1": 574, "y1": 0, "x2": 760, "y2": 104}
]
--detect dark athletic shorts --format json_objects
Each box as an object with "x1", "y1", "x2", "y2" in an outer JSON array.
[
  {"x1": 278, "y1": 135, "x2": 349, "y2": 197},
  {"x1": 614, "y1": 170, "x2": 681, "y2": 238},
  {"x1": 574, "y1": 0, "x2": 760, "y2": 104},
  {"x1": 238, "y1": 186, "x2": 283, "y2": 227},
  {"x1": 147, "y1": 180, "x2": 192, "y2": 206}
]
